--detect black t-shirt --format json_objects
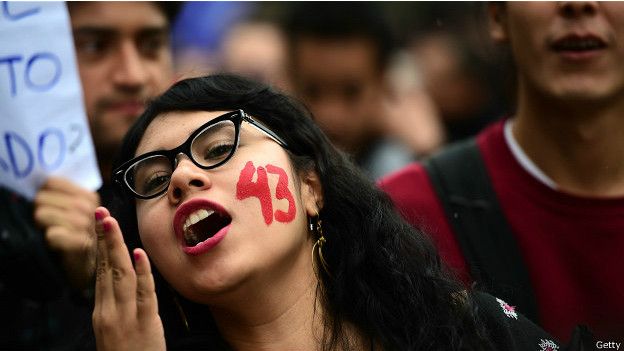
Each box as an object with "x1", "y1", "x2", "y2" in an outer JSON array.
[
  {"x1": 472, "y1": 292, "x2": 593, "y2": 351},
  {"x1": 167, "y1": 292, "x2": 594, "y2": 350}
]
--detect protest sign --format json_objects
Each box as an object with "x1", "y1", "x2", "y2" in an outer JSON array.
[{"x1": 0, "y1": 1, "x2": 101, "y2": 199}]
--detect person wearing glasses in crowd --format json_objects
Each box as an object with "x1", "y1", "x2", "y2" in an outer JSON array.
[{"x1": 89, "y1": 74, "x2": 583, "y2": 351}]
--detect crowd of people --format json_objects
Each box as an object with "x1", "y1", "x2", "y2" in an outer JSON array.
[{"x1": 0, "y1": 1, "x2": 621, "y2": 350}]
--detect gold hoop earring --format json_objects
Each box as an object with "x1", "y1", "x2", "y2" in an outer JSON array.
[{"x1": 310, "y1": 210, "x2": 331, "y2": 276}]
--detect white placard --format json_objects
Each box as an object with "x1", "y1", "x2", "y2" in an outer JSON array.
[{"x1": 0, "y1": 1, "x2": 101, "y2": 199}]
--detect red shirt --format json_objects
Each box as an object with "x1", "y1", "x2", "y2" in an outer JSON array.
[{"x1": 379, "y1": 120, "x2": 624, "y2": 341}]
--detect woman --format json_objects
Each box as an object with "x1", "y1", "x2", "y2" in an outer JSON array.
[{"x1": 93, "y1": 74, "x2": 563, "y2": 350}]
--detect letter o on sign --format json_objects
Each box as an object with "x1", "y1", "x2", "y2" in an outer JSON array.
[
  {"x1": 38, "y1": 128, "x2": 65, "y2": 171},
  {"x1": 25, "y1": 52, "x2": 62, "y2": 92}
]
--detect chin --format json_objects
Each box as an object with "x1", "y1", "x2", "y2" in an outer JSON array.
[
  {"x1": 555, "y1": 87, "x2": 617, "y2": 104},
  {"x1": 175, "y1": 268, "x2": 243, "y2": 303},
  {"x1": 544, "y1": 77, "x2": 619, "y2": 104}
]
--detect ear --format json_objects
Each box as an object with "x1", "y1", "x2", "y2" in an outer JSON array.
[
  {"x1": 300, "y1": 170, "x2": 323, "y2": 216},
  {"x1": 488, "y1": 2, "x2": 508, "y2": 43}
]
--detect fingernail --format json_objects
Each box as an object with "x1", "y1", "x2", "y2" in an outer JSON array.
[
  {"x1": 133, "y1": 250, "x2": 141, "y2": 262},
  {"x1": 102, "y1": 221, "x2": 112, "y2": 233},
  {"x1": 95, "y1": 211, "x2": 103, "y2": 222}
]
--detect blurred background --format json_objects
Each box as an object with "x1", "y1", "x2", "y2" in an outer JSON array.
[{"x1": 170, "y1": 2, "x2": 514, "y2": 179}]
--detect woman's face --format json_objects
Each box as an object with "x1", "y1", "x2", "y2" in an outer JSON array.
[{"x1": 134, "y1": 111, "x2": 319, "y2": 303}]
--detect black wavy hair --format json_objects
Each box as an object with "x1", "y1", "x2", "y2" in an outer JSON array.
[
  {"x1": 110, "y1": 74, "x2": 491, "y2": 350},
  {"x1": 67, "y1": 1, "x2": 181, "y2": 26}
]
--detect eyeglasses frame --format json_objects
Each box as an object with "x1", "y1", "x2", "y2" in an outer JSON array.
[{"x1": 113, "y1": 109, "x2": 289, "y2": 199}]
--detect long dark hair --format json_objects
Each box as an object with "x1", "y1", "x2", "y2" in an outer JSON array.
[{"x1": 110, "y1": 74, "x2": 490, "y2": 350}]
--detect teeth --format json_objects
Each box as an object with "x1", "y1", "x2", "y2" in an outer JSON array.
[
  {"x1": 182, "y1": 209, "x2": 214, "y2": 232},
  {"x1": 183, "y1": 208, "x2": 215, "y2": 246},
  {"x1": 556, "y1": 38, "x2": 602, "y2": 51}
]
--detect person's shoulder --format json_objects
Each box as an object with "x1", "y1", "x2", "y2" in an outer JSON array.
[
  {"x1": 473, "y1": 291, "x2": 561, "y2": 350},
  {"x1": 377, "y1": 160, "x2": 434, "y2": 215},
  {"x1": 472, "y1": 291, "x2": 594, "y2": 351},
  {"x1": 377, "y1": 161, "x2": 427, "y2": 191}
]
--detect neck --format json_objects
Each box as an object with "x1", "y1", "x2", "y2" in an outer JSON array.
[
  {"x1": 513, "y1": 83, "x2": 624, "y2": 197},
  {"x1": 209, "y1": 241, "x2": 325, "y2": 351}
]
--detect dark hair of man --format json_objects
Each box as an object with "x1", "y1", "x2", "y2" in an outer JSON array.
[
  {"x1": 110, "y1": 74, "x2": 491, "y2": 350},
  {"x1": 154, "y1": 2, "x2": 181, "y2": 26},
  {"x1": 282, "y1": 2, "x2": 394, "y2": 73},
  {"x1": 66, "y1": 1, "x2": 181, "y2": 26}
]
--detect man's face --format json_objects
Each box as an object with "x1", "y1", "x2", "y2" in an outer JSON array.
[
  {"x1": 490, "y1": 2, "x2": 624, "y2": 103},
  {"x1": 69, "y1": 2, "x2": 173, "y2": 157},
  {"x1": 290, "y1": 37, "x2": 384, "y2": 154}
]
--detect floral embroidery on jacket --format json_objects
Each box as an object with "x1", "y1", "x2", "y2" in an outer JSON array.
[
  {"x1": 496, "y1": 297, "x2": 518, "y2": 319},
  {"x1": 538, "y1": 339, "x2": 559, "y2": 351}
]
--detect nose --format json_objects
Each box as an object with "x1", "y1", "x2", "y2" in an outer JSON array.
[
  {"x1": 167, "y1": 155, "x2": 212, "y2": 204},
  {"x1": 112, "y1": 40, "x2": 149, "y2": 91},
  {"x1": 312, "y1": 97, "x2": 350, "y2": 133},
  {"x1": 558, "y1": 1, "x2": 598, "y2": 17}
]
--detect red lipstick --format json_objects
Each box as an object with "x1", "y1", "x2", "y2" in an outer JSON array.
[{"x1": 173, "y1": 198, "x2": 232, "y2": 256}]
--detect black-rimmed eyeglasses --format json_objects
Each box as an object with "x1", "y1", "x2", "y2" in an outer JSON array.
[{"x1": 113, "y1": 109, "x2": 289, "y2": 199}]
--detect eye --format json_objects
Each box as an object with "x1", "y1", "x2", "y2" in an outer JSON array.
[
  {"x1": 140, "y1": 171, "x2": 171, "y2": 194},
  {"x1": 75, "y1": 36, "x2": 111, "y2": 62},
  {"x1": 203, "y1": 143, "x2": 235, "y2": 161},
  {"x1": 342, "y1": 82, "x2": 363, "y2": 103},
  {"x1": 137, "y1": 32, "x2": 169, "y2": 59},
  {"x1": 191, "y1": 120, "x2": 236, "y2": 166},
  {"x1": 302, "y1": 82, "x2": 321, "y2": 102}
]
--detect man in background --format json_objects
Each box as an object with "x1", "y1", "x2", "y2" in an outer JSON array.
[
  {"x1": 284, "y1": 3, "x2": 443, "y2": 180},
  {"x1": 0, "y1": 2, "x2": 176, "y2": 349},
  {"x1": 381, "y1": 2, "x2": 624, "y2": 341}
]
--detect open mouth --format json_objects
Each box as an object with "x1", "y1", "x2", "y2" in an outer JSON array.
[
  {"x1": 182, "y1": 209, "x2": 232, "y2": 247},
  {"x1": 551, "y1": 36, "x2": 607, "y2": 53}
]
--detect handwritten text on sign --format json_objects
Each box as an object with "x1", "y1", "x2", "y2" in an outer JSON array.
[{"x1": 0, "y1": 2, "x2": 101, "y2": 199}]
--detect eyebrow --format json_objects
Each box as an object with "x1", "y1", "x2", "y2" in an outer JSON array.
[
  {"x1": 135, "y1": 117, "x2": 231, "y2": 156},
  {"x1": 73, "y1": 26, "x2": 170, "y2": 39}
]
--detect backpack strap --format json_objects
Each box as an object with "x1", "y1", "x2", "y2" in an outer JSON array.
[{"x1": 424, "y1": 138, "x2": 539, "y2": 323}]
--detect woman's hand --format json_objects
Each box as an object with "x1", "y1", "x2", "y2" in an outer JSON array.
[{"x1": 93, "y1": 207, "x2": 166, "y2": 351}]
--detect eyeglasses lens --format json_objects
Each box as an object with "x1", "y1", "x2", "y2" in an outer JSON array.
[{"x1": 126, "y1": 119, "x2": 238, "y2": 197}]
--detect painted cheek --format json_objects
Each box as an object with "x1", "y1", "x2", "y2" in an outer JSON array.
[
  {"x1": 236, "y1": 161, "x2": 273, "y2": 224},
  {"x1": 266, "y1": 164, "x2": 296, "y2": 223},
  {"x1": 235, "y1": 161, "x2": 297, "y2": 225}
]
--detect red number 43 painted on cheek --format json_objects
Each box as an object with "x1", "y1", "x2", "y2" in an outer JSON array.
[{"x1": 236, "y1": 161, "x2": 296, "y2": 225}]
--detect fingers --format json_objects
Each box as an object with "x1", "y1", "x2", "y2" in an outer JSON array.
[
  {"x1": 95, "y1": 207, "x2": 114, "y2": 309},
  {"x1": 95, "y1": 207, "x2": 136, "y2": 310},
  {"x1": 35, "y1": 178, "x2": 99, "y2": 213},
  {"x1": 37, "y1": 183, "x2": 99, "y2": 289},
  {"x1": 33, "y1": 178, "x2": 100, "y2": 290},
  {"x1": 40, "y1": 176, "x2": 100, "y2": 203},
  {"x1": 46, "y1": 224, "x2": 96, "y2": 288},
  {"x1": 92, "y1": 208, "x2": 166, "y2": 350},
  {"x1": 34, "y1": 178, "x2": 99, "y2": 238},
  {"x1": 35, "y1": 205, "x2": 91, "y2": 230},
  {"x1": 106, "y1": 216, "x2": 136, "y2": 305},
  {"x1": 45, "y1": 224, "x2": 92, "y2": 252},
  {"x1": 134, "y1": 248, "x2": 159, "y2": 321}
]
